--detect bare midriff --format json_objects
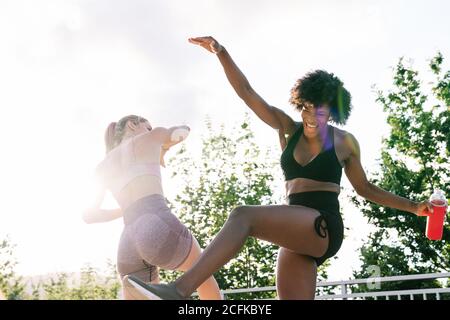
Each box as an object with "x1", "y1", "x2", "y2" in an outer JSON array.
[
  {"x1": 115, "y1": 175, "x2": 164, "y2": 210},
  {"x1": 285, "y1": 177, "x2": 340, "y2": 196}
]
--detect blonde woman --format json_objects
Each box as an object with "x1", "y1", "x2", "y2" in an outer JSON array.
[{"x1": 83, "y1": 115, "x2": 222, "y2": 300}]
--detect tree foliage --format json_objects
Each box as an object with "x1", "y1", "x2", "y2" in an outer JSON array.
[{"x1": 352, "y1": 53, "x2": 449, "y2": 298}]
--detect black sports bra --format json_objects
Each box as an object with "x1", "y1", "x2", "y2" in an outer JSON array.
[{"x1": 280, "y1": 123, "x2": 342, "y2": 184}]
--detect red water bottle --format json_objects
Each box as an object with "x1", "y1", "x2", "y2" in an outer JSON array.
[{"x1": 423, "y1": 189, "x2": 448, "y2": 240}]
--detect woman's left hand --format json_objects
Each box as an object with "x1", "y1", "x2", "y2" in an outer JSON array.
[{"x1": 414, "y1": 200, "x2": 434, "y2": 216}]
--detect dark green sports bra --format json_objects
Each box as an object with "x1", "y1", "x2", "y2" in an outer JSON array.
[{"x1": 280, "y1": 123, "x2": 343, "y2": 184}]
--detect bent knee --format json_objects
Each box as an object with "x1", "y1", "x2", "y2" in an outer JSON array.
[{"x1": 228, "y1": 205, "x2": 251, "y2": 221}]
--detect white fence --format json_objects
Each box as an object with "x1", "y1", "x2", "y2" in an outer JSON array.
[{"x1": 216, "y1": 272, "x2": 450, "y2": 300}]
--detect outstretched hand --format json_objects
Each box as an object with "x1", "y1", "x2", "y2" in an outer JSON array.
[
  {"x1": 188, "y1": 36, "x2": 223, "y2": 54},
  {"x1": 415, "y1": 200, "x2": 434, "y2": 216}
]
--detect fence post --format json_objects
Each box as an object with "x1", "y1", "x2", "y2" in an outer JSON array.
[{"x1": 341, "y1": 284, "x2": 348, "y2": 300}]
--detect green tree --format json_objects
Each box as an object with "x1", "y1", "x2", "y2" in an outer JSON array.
[
  {"x1": 36, "y1": 262, "x2": 120, "y2": 300},
  {"x1": 159, "y1": 115, "x2": 330, "y2": 299},
  {"x1": 0, "y1": 236, "x2": 25, "y2": 299},
  {"x1": 352, "y1": 53, "x2": 450, "y2": 298},
  {"x1": 1, "y1": 236, "x2": 121, "y2": 300}
]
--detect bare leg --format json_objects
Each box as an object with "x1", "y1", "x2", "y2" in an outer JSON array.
[
  {"x1": 276, "y1": 247, "x2": 317, "y2": 300},
  {"x1": 176, "y1": 237, "x2": 222, "y2": 300},
  {"x1": 123, "y1": 238, "x2": 222, "y2": 300},
  {"x1": 129, "y1": 204, "x2": 328, "y2": 299},
  {"x1": 172, "y1": 204, "x2": 328, "y2": 298}
]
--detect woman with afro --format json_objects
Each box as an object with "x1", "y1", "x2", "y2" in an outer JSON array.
[{"x1": 125, "y1": 36, "x2": 434, "y2": 300}]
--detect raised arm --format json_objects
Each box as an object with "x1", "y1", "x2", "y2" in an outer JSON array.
[
  {"x1": 189, "y1": 36, "x2": 296, "y2": 146},
  {"x1": 343, "y1": 132, "x2": 433, "y2": 216},
  {"x1": 149, "y1": 125, "x2": 190, "y2": 149}
]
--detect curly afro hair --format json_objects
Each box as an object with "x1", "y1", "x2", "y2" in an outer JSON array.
[{"x1": 289, "y1": 70, "x2": 352, "y2": 125}]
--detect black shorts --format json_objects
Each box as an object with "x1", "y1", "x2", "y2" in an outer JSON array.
[{"x1": 288, "y1": 191, "x2": 344, "y2": 266}]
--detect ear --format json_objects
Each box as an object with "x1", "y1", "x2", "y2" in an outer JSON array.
[{"x1": 126, "y1": 120, "x2": 138, "y2": 131}]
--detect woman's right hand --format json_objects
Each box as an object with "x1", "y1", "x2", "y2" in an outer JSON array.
[
  {"x1": 188, "y1": 36, "x2": 223, "y2": 54},
  {"x1": 160, "y1": 147, "x2": 168, "y2": 168}
]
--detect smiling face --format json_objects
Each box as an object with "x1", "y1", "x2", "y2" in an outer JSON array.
[
  {"x1": 301, "y1": 103, "x2": 331, "y2": 139},
  {"x1": 289, "y1": 70, "x2": 352, "y2": 127}
]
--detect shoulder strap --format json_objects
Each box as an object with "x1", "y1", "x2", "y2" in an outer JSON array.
[{"x1": 285, "y1": 122, "x2": 303, "y2": 149}]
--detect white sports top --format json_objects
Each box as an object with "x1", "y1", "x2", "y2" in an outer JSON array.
[{"x1": 96, "y1": 137, "x2": 161, "y2": 194}]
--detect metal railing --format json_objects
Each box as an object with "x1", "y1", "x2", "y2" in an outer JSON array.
[{"x1": 216, "y1": 272, "x2": 450, "y2": 300}]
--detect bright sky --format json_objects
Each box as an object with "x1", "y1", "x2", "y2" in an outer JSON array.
[{"x1": 0, "y1": 0, "x2": 449, "y2": 282}]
